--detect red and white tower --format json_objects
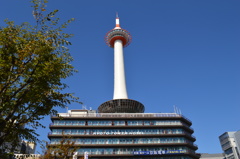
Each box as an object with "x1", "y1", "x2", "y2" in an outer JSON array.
[
  {"x1": 98, "y1": 14, "x2": 144, "y2": 113},
  {"x1": 105, "y1": 13, "x2": 132, "y2": 99}
]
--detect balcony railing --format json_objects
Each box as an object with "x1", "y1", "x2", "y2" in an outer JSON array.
[
  {"x1": 49, "y1": 122, "x2": 194, "y2": 132},
  {"x1": 48, "y1": 131, "x2": 195, "y2": 138},
  {"x1": 43, "y1": 148, "x2": 199, "y2": 158},
  {"x1": 48, "y1": 141, "x2": 197, "y2": 148},
  {"x1": 55, "y1": 113, "x2": 178, "y2": 117}
]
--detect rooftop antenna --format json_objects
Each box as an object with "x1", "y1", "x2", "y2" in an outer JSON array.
[
  {"x1": 173, "y1": 105, "x2": 177, "y2": 114},
  {"x1": 179, "y1": 108, "x2": 182, "y2": 115},
  {"x1": 82, "y1": 105, "x2": 87, "y2": 110},
  {"x1": 177, "y1": 106, "x2": 180, "y2": 114},
  {"x1": 173, "y1": 105, "x2": 182, "y2": 115}
]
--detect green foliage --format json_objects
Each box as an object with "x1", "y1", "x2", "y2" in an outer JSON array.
[
  {"x1": 40, "y1": 134, "x2": 80, "y2": 159},
  {"x1": 0, "y1": 0, "x2": 79, "y2": 154}
]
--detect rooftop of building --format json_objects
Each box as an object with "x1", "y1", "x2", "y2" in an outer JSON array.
[
  {"x1": 50, "y1": 110, "x2": 193, "y2": 128},
  {"x1": 200, "y1": 153, "x2": 225, "y2": 159},
  {"x1": 219, "y1": 131, "x2": 237, "y2": 139}
]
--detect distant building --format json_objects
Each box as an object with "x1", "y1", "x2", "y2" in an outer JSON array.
[
  {"x1": 200, "y1": 153, "x2": 225, "y2": 159},
  {"x1": 219, "y1": 131, "x2": 240, "y2": 159},
  {"x1": 0, "y1": 140, "x2": 36, "y2": 159},
  {"x1": 20, "y1": 141, "x2": 36, "y2": 154},
  {"x1": 234, "y1": 131, "x2": 240, "y2": 158},
  {"x1": 12, "y1": 141, "x2": 38, "y2": 159},
  {"x1": 0, "y1": 139, "x2": 36, "y2": 155}
]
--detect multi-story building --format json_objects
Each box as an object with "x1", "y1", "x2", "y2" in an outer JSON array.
[
  {"x1": 48, "y1": 15, "x2": 200, "y2": 159},
  {"x1": 234, "y1": 131, "x2": 240, "y2": 158},
  {"x1": 1, "y1": 140, "x2": 36, "y2": 159},
  {"x1": 1, "y1": 134, "x2": 36, "y2": 157},
  {"x1": 49, "y1": 109, "x2": 199, "y2": 159},
  {"x1": 219, "y1": 131, "x2": 240, "y2": 159}
]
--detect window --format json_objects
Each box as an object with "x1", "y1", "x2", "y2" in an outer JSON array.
[
  {"x1": 114, "y1": 120, "x2": 125, "y2": 125},
  {"x1": 225, "y1": 147, "x2": 233, "y2": 155}
]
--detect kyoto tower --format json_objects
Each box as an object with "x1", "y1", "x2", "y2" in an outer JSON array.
[{"x1": 98, "y1": 14, "x2": 145, "y2": 113}]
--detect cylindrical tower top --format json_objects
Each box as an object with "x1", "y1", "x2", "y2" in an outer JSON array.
[{"x1": 105, "y1": 15, "x2": 132, "y2": 48}]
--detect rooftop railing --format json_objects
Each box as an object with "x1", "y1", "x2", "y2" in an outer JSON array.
[
  {"x1": 52, "y1": 113, "x2": 191, "y2": 123},
  {"x1": 56, "y1": 113, "x2": 179, "y2": 117}
]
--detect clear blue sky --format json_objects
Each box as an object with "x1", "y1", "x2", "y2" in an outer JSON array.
[{"x1": 1, "y1": 0, "x2": 240, "y2": 154}]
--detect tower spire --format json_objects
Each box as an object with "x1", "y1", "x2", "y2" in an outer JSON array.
[{"x1": 115, "y1": 12, "x2": 121, "y2": 29}]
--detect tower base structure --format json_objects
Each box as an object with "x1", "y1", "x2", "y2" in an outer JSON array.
[{"x1": 98, "y1": 99, "x2": 145, "y2": 113}]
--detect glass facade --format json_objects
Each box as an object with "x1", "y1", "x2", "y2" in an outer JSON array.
[
  {"x1": 52, "y1": 120, "x2": 183, "y2": 126},
  {"x1": 52, "y1": 128, "x2": 184, "y2": 135},
  {"x1": 50, "y1": 137, "x2": 190, "y2": 144},
  {"x1": 75, "y1": 147, "x2": 188, "y2": 155}
]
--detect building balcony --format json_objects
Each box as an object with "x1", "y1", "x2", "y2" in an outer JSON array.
[
  {"x1": 49, "y1": 122, "x2": 194, "y2": 133},
  {"x1": 44, "y1": 148, "x2": 200, "y2": 159},
  {"x1": 48, "y1": 132, "x2": 196, "y2": 142},
  {"x1": 47, "y1": 141, "x2": 198, "y2": 150}
]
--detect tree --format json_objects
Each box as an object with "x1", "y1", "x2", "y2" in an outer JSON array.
[
  {"x1": 0, "y1": 0, "x2": 79, "y2": 154},
  {"x1": 40, "y1": 134, "x2": 80, "y2": 159}
]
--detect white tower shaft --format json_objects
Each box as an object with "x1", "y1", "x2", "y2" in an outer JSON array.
[{"x1": 113, "y1": 40, "x2": 128, "y2": 99}]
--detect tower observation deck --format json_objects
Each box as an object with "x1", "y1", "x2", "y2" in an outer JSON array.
[{"x1": 98, "y1": 14, "x2": 145, "y2": 113}]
